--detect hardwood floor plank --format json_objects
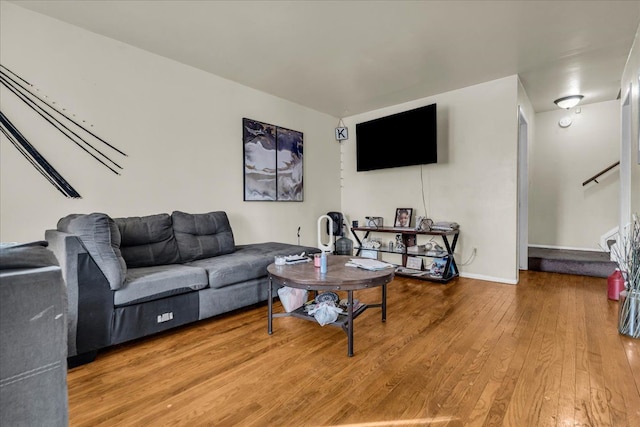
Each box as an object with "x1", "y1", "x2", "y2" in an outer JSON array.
[
  {"x1": 421, "y1": 291, "x2": 513, "y2": 422},
  {"x1": 584, "y1": 276, "x2": 615, "y2": 426},
  {"x1": 570, "y1": 274, "x2": 595, "y2": 427},
  {"x1": 503, "y1": 272, "x2": 561, "y2": 426},
  {"x1": 480, "y1": 279, "x2": 545, "y2": 426},
  {"x1": 464, "y1": 284, "x2": 522, "y2": 426},
  {"x1": 597, "y1": 298, "x2": 640, "y2": 427},
  {"x1": 556, "y1": 275, "x2": 578, "y2": 427},
  {"x1": 534, "y1": 275, "x2": 565, "y2": 427},
  {"x1": 465, "y1": 333, "x2": 517, "y2": 426},
  {"x1": 66, "y1": 272, "x2": 639, "y2": 426}
]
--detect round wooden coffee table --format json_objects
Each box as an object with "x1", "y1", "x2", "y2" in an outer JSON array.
[{"x1": 267, "y1": 255, "x2": 394, "y2": 356}]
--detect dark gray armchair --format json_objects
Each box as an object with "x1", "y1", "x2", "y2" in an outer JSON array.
[{"x1": 0, "y1": 241, "x2": 69, "y2": 426}]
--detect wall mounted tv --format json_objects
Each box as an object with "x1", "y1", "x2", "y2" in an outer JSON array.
[{"x1": 356, "y1": 103, "x2": 437, "y2": 171}]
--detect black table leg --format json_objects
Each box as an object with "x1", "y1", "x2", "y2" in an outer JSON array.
[
  {"x1": 350, "y1": 229, "x2": 370, "y2": 256},
  {"x1": 347, "y1": 290, "x2": 354, "y2": 357},
  {"x1": 442, "y1": 234, "x2": 460, "y2": 278},
  {"x1": 268, "y1": 276, "x2": 273, "y2": 335},
  {"x1": 382, "y1": 283, "x2": 387, "y2": 322}
]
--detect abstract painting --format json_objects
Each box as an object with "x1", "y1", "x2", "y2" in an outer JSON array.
[{"x1": 243, "y1": 118, "x2": 303, "y2": 201}]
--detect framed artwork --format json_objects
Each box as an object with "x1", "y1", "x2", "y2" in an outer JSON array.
[
  {"x1": 243, "y1": 118, "x2": 303, "y2": 201},
  {"x1": 394, "y1": 208, "x2": 413, "y2": 228}
]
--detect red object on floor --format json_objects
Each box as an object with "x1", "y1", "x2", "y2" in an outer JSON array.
[{"x1": 608, "y1": 269, "x2": 625, "y2": 300}]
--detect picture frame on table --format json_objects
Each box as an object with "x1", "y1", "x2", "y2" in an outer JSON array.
[
  {"x1": 430, "y1": 257, "x2": 448, "y2": 278},
  {"x1": 406, "y1": 256, "x2": 423, "y2": 270},
  {"x1": 394, "y1": 208, "x2": 413, "y2": 228}
]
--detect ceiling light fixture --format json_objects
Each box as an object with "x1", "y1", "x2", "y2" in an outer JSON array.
[{"x1": 554, "y1": 95, "x2": 584, "y2": 109}]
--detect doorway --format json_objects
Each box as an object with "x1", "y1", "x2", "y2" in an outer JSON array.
[
  {"x1": 621, "y1": 86, "x2": 632, "y2": 231},
  {"x1": 518, "y1": 107, "x2": 529, "y2": 271}
]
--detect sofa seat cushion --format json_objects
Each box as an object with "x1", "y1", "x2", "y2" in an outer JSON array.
[
  {"x1": 114, "y1": 264, "x2": 208, "y2": 307},
  {"x1": 185, "y1": 242, "x2": 318, "y2": 289},
  {"x1": 172, "y1": 211, "x2": 235, "y2": 262}
]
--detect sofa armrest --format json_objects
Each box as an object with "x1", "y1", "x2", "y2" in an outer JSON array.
[
  {"x1": 46, "y1": 230, "x2": 114, "y2": 358},
  {"x1": 0, "y1": 246, "x2": 69, "y2": 426}
]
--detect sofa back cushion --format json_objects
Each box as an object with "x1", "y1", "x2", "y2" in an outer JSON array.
[
  {"x1": 57, "y1": 213, "x2": 127, "y2": 290},
  {"x1": 172, "y1": 211, "x2": 235, "y2": 262},
  {"x1": 114, "y1": 214, "x2": 180, "y2": 268}
]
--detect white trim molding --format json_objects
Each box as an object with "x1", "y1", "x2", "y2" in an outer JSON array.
[
  {"x1": 459, "y1": 272, "x2": 518, "y2": 285},
  {"x1": 528, "y1": 243, "x2": 608, "y2": 252}
]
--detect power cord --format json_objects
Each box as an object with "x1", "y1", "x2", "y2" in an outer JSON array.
[
  {"x1": 419, "y1": 164, "x2": 476, "y2": 266},
  {"x1": 457, "y1": 248, "x2": 477, "y2": 266},
  {"x1": 420, "y1": 164, "x2": 429, "y2": 220}
]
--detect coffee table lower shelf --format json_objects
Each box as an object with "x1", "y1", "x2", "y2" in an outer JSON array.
[
  {"x1": 270, "y1": 300, "x2": 380, "y2": 357},
  {"x1": 274, "y1": 303, "x2": 371, "y2": 330}
]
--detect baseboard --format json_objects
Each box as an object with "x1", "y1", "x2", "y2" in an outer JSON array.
[
  {"x1": 459, "y1": 272, "x2": 517, "y2": 285},
  {"x1": 528, "y1": 244, "x2": 606, "y2": 253}
]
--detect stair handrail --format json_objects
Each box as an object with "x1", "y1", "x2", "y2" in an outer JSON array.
[{"x1": 582, "y1": 161, "x2": 620, "y2": 186}]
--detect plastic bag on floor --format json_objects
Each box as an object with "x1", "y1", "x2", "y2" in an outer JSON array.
[
  {"x1": 277, "y1": 286, "x2": 308, "y2": 312},
  {"x1": 307, "y1": 301, "x2": 342, "y2": 326}
]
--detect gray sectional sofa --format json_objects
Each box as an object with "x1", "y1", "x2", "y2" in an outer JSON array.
[{"x1": 45, "y1": 211, "x2": 318, "y2": 366}]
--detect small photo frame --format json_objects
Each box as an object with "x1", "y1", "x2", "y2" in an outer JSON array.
[
  {"x1": 406, "y1": 256, "x2": 423, "y2": 270},
  {"x1": 394, "y1": 208, "x2": 413, "y2": 228},
  {"x1": 360, "y1": 250, "x2": 379, "y2": 260},
  {"x1": 430, "y1": 257, "x2": 448, "y2": 278}
]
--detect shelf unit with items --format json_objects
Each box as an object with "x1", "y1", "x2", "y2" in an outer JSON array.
[{"x1": 350, "y1": 226, "x2": 460, "y2": 283}]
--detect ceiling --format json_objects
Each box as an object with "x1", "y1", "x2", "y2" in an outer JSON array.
[{"x1": 9, "y1": 0, "x2": 640, "y2": 117}]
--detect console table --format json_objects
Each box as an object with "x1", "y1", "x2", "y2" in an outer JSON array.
[{"x1": 351, "y1": 226, "x2": 459, "y2": 283}]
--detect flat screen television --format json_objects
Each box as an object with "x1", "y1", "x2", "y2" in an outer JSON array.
[{"x1": 356, "y1": 103, "x2": 437, "y2": 171}]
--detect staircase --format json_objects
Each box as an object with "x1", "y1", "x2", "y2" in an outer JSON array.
[{"x1": 528, "y1": 247, "x2": 616, "y2": 278}]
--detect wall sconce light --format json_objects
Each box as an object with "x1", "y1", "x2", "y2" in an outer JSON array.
[{"x1": 554, "y1": 95, "x2": 584, "y2": 109}]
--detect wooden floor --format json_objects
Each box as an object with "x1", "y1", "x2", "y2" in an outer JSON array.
[{"x1": 67, "y1": 271, "x2": 640, "y2": 426}]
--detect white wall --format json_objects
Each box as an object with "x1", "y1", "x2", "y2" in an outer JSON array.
[
  {"x1": 620, "y1": 23, "x2": 640, "y2": 219},
  {"x1": 0, "y1": 2, "x2": 341, "y2": 246},
  {"x1": 517, "y1": 78, "x2": 535, "y2": 270},
  {"x1": 530, "y1": 101, "x2": 620, "y2": 250},
  {"x1": 341, "y1": 76, "x2": 520, "y2": 284}
]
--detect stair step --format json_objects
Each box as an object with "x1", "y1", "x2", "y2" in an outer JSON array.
[{"x1": 528, "y1": 247, "x2": 616, "y2": 278}]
